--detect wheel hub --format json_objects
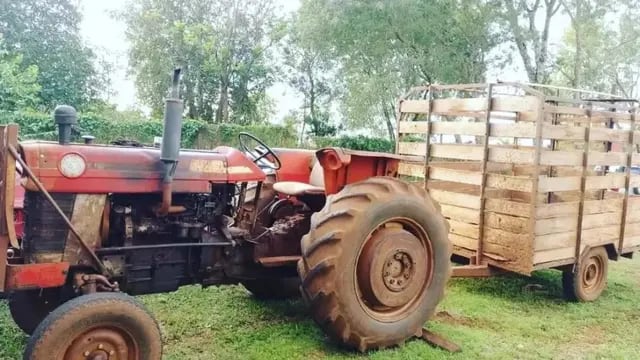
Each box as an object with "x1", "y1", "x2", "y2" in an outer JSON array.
[
  {"x1": 382, "y1": 251, "x2": 414, "y2": 292},
  {"x1": 66, "y1": 328, "x2": 136, "y2": 360},
  {"x1": 582, "y1": 257, "x2": 603, "y2": 291},
  {"x1": 357, "y1": 225, "x2": 429, "y2": 309}
]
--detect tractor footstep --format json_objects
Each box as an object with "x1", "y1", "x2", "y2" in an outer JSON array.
[{"x1": 419, "y1": 328, "x2": 461, "y2": 353}]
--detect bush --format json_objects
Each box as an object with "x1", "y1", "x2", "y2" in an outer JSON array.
[{"x1": 314, "y1": 135, "x2": 394, "y2": 153}]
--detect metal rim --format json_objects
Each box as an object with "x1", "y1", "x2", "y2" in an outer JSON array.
[
  {"x1": 64, "y1": 326, "x2": 139, "y2": 360},
  {"x1": 355, "y1": 217, "x2": 433, "y2": 323},
  {"x1": 582, "y1": 254, "x2": 605, "y2": 293}
]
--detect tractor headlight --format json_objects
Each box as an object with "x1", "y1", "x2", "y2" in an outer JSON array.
[{"x1": 59, "y1": 153, "x2": 86, "y2": 178}]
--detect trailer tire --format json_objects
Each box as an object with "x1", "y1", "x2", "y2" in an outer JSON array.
[
  {"x1": 9, "y1": 289, "x2": 62, "y2": 335},
  {"x1": 562, "y1": 246, "x2": 608, "y2": 302},
  {"x1": 24, "y1": 292, "x2": 162, "y2": 360},
  {"x1": 242, "y1": 277, "x2": 301, "y2": 300},
  {"x1": 298, "y1": 177, "x2": 451, "y2": 351}
]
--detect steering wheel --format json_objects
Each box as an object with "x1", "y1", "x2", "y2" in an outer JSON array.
[{"x1": 238, "y1": 132, "x2": 282, "y2": 170}]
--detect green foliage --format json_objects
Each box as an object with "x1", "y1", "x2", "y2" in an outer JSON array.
[
  {"x1": 193, "y1": 122, "x2": 298, "y2": 149},
  {"x1": 0, "y1": 49, "x2": 41, "y2": 111},
  {"x1": 314, "y1": 135, "x2": 394, "y2": 153},
  {"x1": 123, "y1": 0, "x2": 283, "y2": 123},
  {"x1": 297, "y1": 0, "x2": 497, "y2": 140},
  {"x1": 0, "y1": 0, "x2": 106, "y2": 109}
]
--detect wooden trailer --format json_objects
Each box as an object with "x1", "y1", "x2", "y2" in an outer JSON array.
[{"x1": 395, "y1": 82, "x2": 640, "y2": 301}]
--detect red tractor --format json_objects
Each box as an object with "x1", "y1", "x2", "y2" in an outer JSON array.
[{"x1": 0, "y1": 70, "x2": 451, "y2": 359}]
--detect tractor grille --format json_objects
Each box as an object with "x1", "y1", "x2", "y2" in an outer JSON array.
[{"x1": 23, "y1": 191, "x2": 76, "y2": 260}]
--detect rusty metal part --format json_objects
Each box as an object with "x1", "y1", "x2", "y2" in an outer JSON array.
[
  {"x1": 419, "y1": 328, "x2": 461, "y2": 353},
  {"x1": 257, "y1": 255, "x2": 301, "y2": 267},
  {"x1": 5, "y1": 262, "x2": 69, "y2": 290},
  {"x1": 66, "y1": 327, "x2": 138, "y2": 360},
  {"x1": 253, "y1": 213, "x2": 308, "y2": 261},
  {"x1": 9, "y1": 145, "x2": 109, "y2": 275},
  {"x1": 581, "y1": 253, "x2": 605, "y2": 293},
  {"x1": 357, "y1": 225, "x2": 428, "y2": 310},
  {"x1": 354, "y1": 218, "x2": 433, "y2": 322},
  {"x1": 74, "y1": 273, "x2": 119, "y2": 294},
  {"x1": 156, "y1": 182, "x2": 173, "y2": 216}
]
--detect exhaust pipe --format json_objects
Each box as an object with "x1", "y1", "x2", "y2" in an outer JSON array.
[{"x1": 157, "y1": 68, "x2": 184, "y2": 216}]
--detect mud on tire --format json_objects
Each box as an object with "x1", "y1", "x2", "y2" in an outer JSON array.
[{"x1": 298, "y1": 177, "x2": 451, "y2": 352}]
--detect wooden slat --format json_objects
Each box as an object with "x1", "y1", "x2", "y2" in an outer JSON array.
[
  {"x1": 538, "y1": 176, "x2": 581, "y2": 192},
  {"x1": 582, "y1": 225, "x2": 620, "y2": 244},
  {"x1": 398, "y1": 121, "x2": 429, "y2": 133},
  {"x1": 544, "y1": 104, "x2": 589, "y2": 117},
  {"x1": 533, "y1": 247, "x2": 575, "y2": 264},
  {"x1": 489, "y1": 148, "x2": 534, "y2": 164},
  {"x1": 590, "y1": 127, "x2": 630, "y2": 142},
  {"x1": 484, "y1": 213, "x2": 529, "y2": 233},
  {"x1": 536, "y1": 202, "x2": 579, "y2": 219},
  {"x1": 430, "y1": 144, "x2": 483, "y2": 161},
  {"x1": 624, "y1": 222, "x2": 640, "y2": 237},
  {"x1": 540, "y1": 151, "x2": 583, "y2": 166},
  {"x1": 542, "y1": 124, "x2": 585, "y2": 140},
  {"x1": 535, "y1": 216, "x2": 577, "y2": 235},
  {"x1": 486, "y1": 174, "x2": 533, "y2": 192},
  {"x1": 430, "y1": 122, "x2": 486, "y2": 136},
  {"x1": 485, "y1": 198, "x2": 531, "y2": 218},
  {"x1": 535, "y1": 231, "x2": 576, "y2": 251},
  {"x1": 490, "y1": 123, "x2": 535, "y2": 138},
  {"x1": 398, "y1": 142, "x2": 427, "y2": 156},
  {"x1": 492, "y1": 96, "x2": 540, "y2": 113},
  {"x1": 622, "y1": 235, "x2": 640, "y2": 247},
  {"x1": 400, "y1": 100, "x2": 430, "y2": 113},
  {"x1": 429, "y1": 189, "x2": 481, "y2": 209},
  {"x1": 429, "y1": 167, "x2": 481, "y2": 185},
  {"x1": 584, "y1": 199, "x2": 623, "y2": 214},
  {"x1": 431, "y1": 98, "x2": 486, "y2": 114},
  {"x1": 588, "y1": 152, "x2": 626, "y2": 166},
  {"x1": 585, "y1": 174, "x2": 626, "y2": 190},
  {"x1": 449, "y1": 233, "x2": 478, "y2": 250},
  {"x1": 449, "y1": 220, "x2": 479, "y2": 238},
  {"x1": 441, "y1": 204, "x2": 480, "y2": 224},
  {"x1": 398, "y1": 162, "x2": 424, "y2": 178}
]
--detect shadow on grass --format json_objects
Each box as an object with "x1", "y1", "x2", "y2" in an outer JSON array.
[{"x1": 450, "y1": 269, "x2": 567, "y2": 304}]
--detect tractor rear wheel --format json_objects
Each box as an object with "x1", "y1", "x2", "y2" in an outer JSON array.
[
  {"x1": 298, "y1": 177, "x2": 451, "y2": 352},
  {"x1": 242, "y1": 277, "x2": 300, "y2": 300},
  {"x1": 24, "y1": 292, "x2": 162, "y2": 360},
  {"x1": 9, "y1": 288, "x2": 62, "y2": 335}
]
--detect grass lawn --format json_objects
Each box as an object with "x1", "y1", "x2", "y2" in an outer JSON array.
[{"x1": 1, "y1": 256, "x2": 639, "y2": 359}]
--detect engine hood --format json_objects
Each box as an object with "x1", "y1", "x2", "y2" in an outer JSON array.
[{"x1": 19, "y1": 141, "x2": 265, "y2": 193}]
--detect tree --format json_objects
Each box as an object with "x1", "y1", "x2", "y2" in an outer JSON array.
[
  {"x1": 0, "y1": 45, "x2": 41, "y2": 111},
  {"x1": 0, "y1": 0, "x2": 104, "y2": 109},
  {"x1": 498, "y1": 0, "x2": 562, "y2": 84},
  {"x1": 123, "y1": 0, "x2": 283, "y2": 124},
  {"x1": 552, "y1": 0, "x2": 640, "y2": 96},
  {"x1": 297, "y1": 0, "x2": 496, "y2": 141},
  {"x1": 282, "y1": 18, "x2": 339, "y2": 140}
]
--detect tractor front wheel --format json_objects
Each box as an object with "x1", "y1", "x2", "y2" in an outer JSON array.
[
  {"x1": 9, "y1": 288, "x2": 62, "y2": 335},
  {"x1": 298, "y1": 177, "x2": 451, "y2": 351},
  {"x1": 24, "y1": 292, "x2": 162, "y2": 360}
]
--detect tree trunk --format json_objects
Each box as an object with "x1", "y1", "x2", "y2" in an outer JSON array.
[
  {"x1": 382, "y1": 104, "x2": 396, "y2": 143},
  {"x1": 216, "y1": 81, "x2": 229, "y2": 123}
]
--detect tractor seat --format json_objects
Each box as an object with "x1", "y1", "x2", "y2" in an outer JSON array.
[{"x1": 272, "y1": 159, "x2": 324, "y2": 196}]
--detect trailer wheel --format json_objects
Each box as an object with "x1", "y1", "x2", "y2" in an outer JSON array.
[
  {"x1": 242, "y1": 277, "x2": 300, "y2": 300},
  {"x1": 9, "y1": 288, "x2": 62, "y2": 334},
  {"x1": 562, "y1": 247, "x2": 608, "y2": 302},
  {"x1": 298, "y1": 177, "x2": 451, "y2": 351},
  {"x1": 24, "y1": 292, "x2": 162, "y2": 360}
]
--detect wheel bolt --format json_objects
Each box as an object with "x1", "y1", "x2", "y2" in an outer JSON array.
[
  {"x1": 390, "y1": 279, "x2": 395, "y2": 284},
  {"x1": 110, "y1": 350, "x2": 115, "y2": 356},
  {"x1": 98, "y1": 344, "x2": 103, "y2": 350},
  {"x1": 84, "y1": 351, "x2": 90, "y2": 357},
  {"x1": 398, "y1": 280, "x2": 403, "y2": 285},
  {"x1": 404, "y1": 273, "x2": 410, "y2": 279},
  {"x1": 395, "y1": 253, "x2": 403, "y2": 260},
  {"x1": 384, "y1": 271, "x2": 389, "y2": 276},
  {"x1": 387, "y1": 261, "x2": 393, "y2": 267}
]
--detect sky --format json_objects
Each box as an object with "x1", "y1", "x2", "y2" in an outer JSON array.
[{"x1": 79, "y1": 0, "x2": 567, "y2": 121}]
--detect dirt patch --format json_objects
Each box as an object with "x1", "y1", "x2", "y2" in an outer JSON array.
[
  {"x1": 434, "y1": 310, "x2": 497, "y2": 330},
  {"x1": 555, "y1": 325, "x2": 607, "y2": 359}
]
